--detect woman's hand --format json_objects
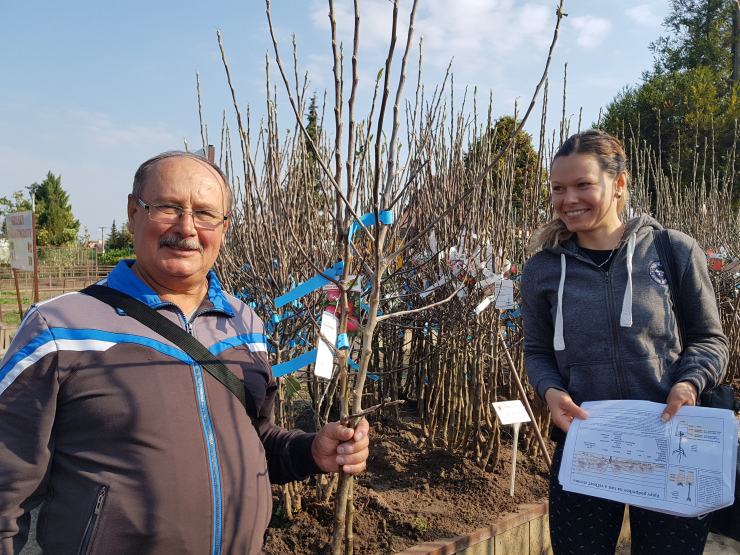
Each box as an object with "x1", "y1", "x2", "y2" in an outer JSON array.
[
  {"x1": 545, "y1": 388, "x2": 589, "y2": 432},
  {"x1": 661, "y1": 381, "x2": 698, "y2": 422}
]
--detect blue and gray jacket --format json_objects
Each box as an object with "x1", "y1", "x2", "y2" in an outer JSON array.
[{"x1": 0, "y1": 260, "x2": 320, "y2": 555}]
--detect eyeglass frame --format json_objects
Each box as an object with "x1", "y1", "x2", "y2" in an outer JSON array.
[{"x1": 136, "y1": 197, "x2": 229, "y2": 229}]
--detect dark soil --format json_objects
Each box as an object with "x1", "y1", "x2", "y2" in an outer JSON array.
[{"x1": 265, "y1": 405, "x2": 553, "y2": 554}]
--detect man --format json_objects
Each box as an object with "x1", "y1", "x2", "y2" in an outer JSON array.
[{"x1": 0, "y1": 152, "x2": 369, "y2": 555}]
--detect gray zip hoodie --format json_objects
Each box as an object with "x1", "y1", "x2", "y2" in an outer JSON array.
[{"x1": 521, "y1": 214, "x2": 728, "y2": 407}]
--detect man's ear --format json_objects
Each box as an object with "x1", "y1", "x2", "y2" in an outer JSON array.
[
  {"x1": 220, "y1": 215, "x2": 230, "y2": 247},
  {"x1": 127, "y1": 195, "x2": 138, "y2": 233}
]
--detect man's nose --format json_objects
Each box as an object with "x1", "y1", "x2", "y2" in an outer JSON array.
[{"x1": 174, "y1": 211, "x2": 198, "y2": 233}]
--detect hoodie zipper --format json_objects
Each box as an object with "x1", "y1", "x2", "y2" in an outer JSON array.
[
  {"x1": 576, "y1": 242, "x2": 629, "y2": 399},
  {"x1": 79, "y1": 486, "x2": 107, "y2": 555},
  {"x1": 604, "y1": 269, "x2": 627, "y2": 398}
]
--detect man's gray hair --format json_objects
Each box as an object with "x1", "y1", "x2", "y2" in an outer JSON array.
[{"x1": 132, "y1": 151, "x2": 234, "y2": 213}]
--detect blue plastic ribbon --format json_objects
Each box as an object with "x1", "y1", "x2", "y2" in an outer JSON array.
[
  {"x1": 274, "y1": 261, "x2": 344, "y2": 308},
  {"x1": 348, "y1": 211, "x2": 393, "y2": 243},
  {"x1": 347, "y1": 358, "x2": 379, "y2": 381},
  {"x1": 272, "y1": 349, "x2": 318, "y2": 377}
]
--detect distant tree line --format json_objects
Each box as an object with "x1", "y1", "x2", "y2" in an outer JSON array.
[
  {"x1": 602, "y1": 0, "x2": 740, "y2": 208},
  {"x1": 1, "y1": 172, "x2": 133, "y2": 252}
]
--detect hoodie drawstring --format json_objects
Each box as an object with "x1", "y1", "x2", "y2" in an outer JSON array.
[
  {"x1": 553, "y1": 233, "x2": 636, "y2": 350},
  {"x1": 554, "y1": 253, "x2": 566, "y2": 351},
  {"x1": 620, "y1": 234, "x2": 636, "y2": 327}
]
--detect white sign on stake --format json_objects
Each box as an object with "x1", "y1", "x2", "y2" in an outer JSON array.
[
  {"x1": 493, "y1": 400, "x2": 531, "y2": 425},
  {"x1": 6, "y1": 211, "x2": 34, "y2": 272},
  {"x1": 314, "y1": 310, "x2": 338, "y2": 379},
  {"x1": 493, "y1": 400, "x2": 531, "y2": 497}
]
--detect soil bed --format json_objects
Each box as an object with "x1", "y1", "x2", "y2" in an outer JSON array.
[{"x1": 266, "y1": 404, "x2": 552, "y2": 554}]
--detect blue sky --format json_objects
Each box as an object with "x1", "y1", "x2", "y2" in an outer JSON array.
[{"x1": 0, "y1": 0, "x2": 670, "y2": 239}]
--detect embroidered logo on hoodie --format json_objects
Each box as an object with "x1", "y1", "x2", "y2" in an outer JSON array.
[{"x1": 649, "y1": 261, "x2": 667, "y2": 284}]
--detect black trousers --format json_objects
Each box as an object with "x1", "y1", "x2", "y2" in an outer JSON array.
[{"x1": 549, "y1": 443, "x2": 712, "y2": 555}]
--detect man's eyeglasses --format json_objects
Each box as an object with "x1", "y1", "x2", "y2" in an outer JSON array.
[{"x1": 137, "y1": 198, "x2": 228, "y2": 229}]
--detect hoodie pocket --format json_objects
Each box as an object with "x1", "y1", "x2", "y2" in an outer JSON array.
[
  {"x1": 78, "y1": 486, "x2": 107, "y2": 555},
  {"x1": 565, "y1": 360, "x2": 620, "y2": 406},
  {"x1": 621, "y1": 355, "x2": 672, "y2": 402}
]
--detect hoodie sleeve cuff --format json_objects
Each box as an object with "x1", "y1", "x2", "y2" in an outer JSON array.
[
  {"x1": 535, "y1": 379, "x2": 568, "y2": 401},
  {"x1": 289, "y1": 433, "x2": 324, "y2": 478}
]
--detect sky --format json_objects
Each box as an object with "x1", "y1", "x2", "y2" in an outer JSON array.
[{"x1": 0, "y1": 0, "x2": 671, "y2": 239}]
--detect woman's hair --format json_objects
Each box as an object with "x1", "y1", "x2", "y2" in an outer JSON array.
[{"x1": 528, "y1": 129, "x2": 630, "y2": 252}]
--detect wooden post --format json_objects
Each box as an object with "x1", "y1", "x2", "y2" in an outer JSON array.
[
  {"x1": 498, "y1": 330, "x2": 552, "y2": 470},
  {"x1": 32, "y1": 212, "x2": 39, "y2": 303},
  {"x1": 733, "y1": 0, "x2": 740, "y2": 81},
  {"x1": 0, "y1": 276, "x2": 4, "y2": 324},
  {"x1": 13, "y1": 268, "x2": 23, "y2": 318}
]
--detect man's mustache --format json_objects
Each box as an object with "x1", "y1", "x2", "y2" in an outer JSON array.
[{"x1": 159, "y1": 235, "x2": 204, "y2": 253}]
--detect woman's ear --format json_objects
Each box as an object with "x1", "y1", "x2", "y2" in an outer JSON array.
[{"x1": 614, "y1": 171, "x2": 628, "y2": 198}]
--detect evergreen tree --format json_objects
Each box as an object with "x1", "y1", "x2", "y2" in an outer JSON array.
[
  {"x1": 33, "y1": 172, "x2": 81, "y2": 246},
  {"x1": 107, "y1": 221, "x2": 119, "y2": 250},
  {"x1": 106, "y1": 220, "x2": 134, "y2": 250},
  {"x1": 465, "y1": 116, "x2": 542, "y2": 210},
  {"x1": 304, "y1": 93, "x2": 323, "y2": 193}
]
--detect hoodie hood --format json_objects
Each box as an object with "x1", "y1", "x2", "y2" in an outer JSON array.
[{"x1": 546, "y1": 214, "x2": 663, "y2": 351}]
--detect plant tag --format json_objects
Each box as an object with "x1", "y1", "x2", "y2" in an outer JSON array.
[
  {"x1": 475, "y1": 296, "x2": 493, "y2": 315},
  {"x1": 420, "y1": 276, "x2": 446, "y2": 298},
  {"x1": 493, "y1": 400, "x2": 531, "y2": 425},
  {"x1": 495, "y1": 279, "x2": 514, "y2": 309},
  {"x1": 314, "y1": 310, "x2": 338, "y2": 379}
]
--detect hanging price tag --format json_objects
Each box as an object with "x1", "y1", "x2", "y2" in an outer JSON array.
[
  {"x1": 495, "y1": 279, "x2": 514, "y2": 309},
  {"x1": 314, "y1": 310, "x2": 338, "y2": 379}
]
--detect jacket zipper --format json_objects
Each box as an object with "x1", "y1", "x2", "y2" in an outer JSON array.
[
  {"x1": 79, "y1": 486, "x2": 107, "y2": 555},
  {"x1": 183, "y1": 313, "x2": 223, "y2": 555}
]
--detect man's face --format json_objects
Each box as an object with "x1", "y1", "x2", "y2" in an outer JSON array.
[{"x1": 127, "y1": 157, "x2": 230, "y2": 289}]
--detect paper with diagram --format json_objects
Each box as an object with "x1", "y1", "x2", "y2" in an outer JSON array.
[{"x1": 559, "y1": 400, "x2": 738, "y2": 517}]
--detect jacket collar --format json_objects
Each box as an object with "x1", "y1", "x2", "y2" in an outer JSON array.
[
  {"x1": 106, "y1": 259, "x2": 235, "y2": 316},
  {"x1": 546, "y1": 213, "x2": 663, "y2": 257}
]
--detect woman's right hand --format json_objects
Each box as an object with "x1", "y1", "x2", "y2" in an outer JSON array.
[{"x1": 545, "y1": 388, "x2": 589, "y2": 432}]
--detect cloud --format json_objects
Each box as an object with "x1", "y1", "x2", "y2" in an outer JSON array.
[
  {"x1": 570, "y1": 16, "x2": 612, "y2": 49},
  {"x1": 308, "y1": 0, "x2": 555, "y2": 78},
  {"x1": 625, "y1": 4, "x2": 662, "y2": 27},
  {"x1": 70, "y1": 109, "x2": 179, "y2": 150}
]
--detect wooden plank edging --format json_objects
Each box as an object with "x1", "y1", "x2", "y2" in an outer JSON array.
[{"x1": 397, "y1": 502, "x2": 548, "y2": 555}]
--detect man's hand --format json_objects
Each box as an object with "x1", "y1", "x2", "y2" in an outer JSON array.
[
  {"x1": 545, "y1": 388, "x2": 589, "y2": 433},
  {"x1": 312, "y1": 417, "x2": 370, "y2": 474},
  {"x1": 661, "y1": 381, "x2": 698, "y2": 422}
]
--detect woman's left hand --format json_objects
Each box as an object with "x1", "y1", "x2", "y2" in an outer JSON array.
[{"x1": 661, "y1": 381, "x2": 698, "y2": 422}]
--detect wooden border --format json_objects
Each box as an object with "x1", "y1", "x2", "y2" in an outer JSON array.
[{"x1": 397, "y1": 503, "x2": 548, "y2": 555}]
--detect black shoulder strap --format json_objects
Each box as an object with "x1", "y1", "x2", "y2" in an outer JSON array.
[
  {"x1": 653, "y1": 229, "x2": 686, "y2": 352},
  {"x1": 80, "y1": 284, "x2": 260, "y2": 433}
]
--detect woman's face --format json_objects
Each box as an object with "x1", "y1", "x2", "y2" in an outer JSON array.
[{"x1": 550, "y1": 153, "x2": 625, "y2": 236}]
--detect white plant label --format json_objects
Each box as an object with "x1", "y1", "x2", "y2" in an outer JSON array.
[
  {"x1": 493, "y1": 400, "x2": 532, "y2": 426},
  {"x1": 314, "y1": 310, "x2": 338, "y2": 379},
  {"x1": 475, "y1": 297, "x2": 492, "y2": 315},
  {"x1": 495, "y1": 279, "x2": 514, "y2": 309}
]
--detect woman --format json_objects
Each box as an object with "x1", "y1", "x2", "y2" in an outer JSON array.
[{"x1": 521, "y1": 129, "x2": 728, "y2": 554}]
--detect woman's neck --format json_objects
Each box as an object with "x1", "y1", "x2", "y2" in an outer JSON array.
[{"x1": 576, "y1": 220, "x2": 625, "y2": 250}]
